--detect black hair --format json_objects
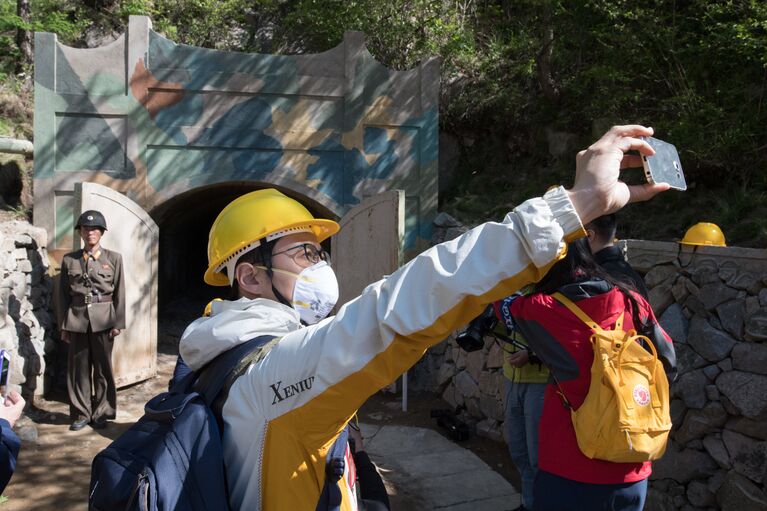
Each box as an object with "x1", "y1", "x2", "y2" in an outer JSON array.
[
  {"x1": 585, "y1": 214, "x2": 617, "y2": 245},
  {"x1": 227, "y1": 239, "x2": 279, "y2": 300},
  {"x1": 534, "y1": 237, "x2": 646, "y2": 330}
]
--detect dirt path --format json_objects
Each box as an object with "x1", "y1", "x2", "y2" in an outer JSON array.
[{"x1": 1, "y1": 350, "x2": 176, "y2": 510}]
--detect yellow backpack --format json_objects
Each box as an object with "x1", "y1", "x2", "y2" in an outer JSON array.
[{"x1": 552, "y1": 292, "x2": 672, "y2": 463}]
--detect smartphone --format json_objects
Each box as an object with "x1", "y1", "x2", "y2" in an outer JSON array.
[
  {"x1": 641, "y1": 137, "x2": 687, "y2": 191},
  {"x1": 0, "y1": 350, "x2": 9, "y2": 399}
]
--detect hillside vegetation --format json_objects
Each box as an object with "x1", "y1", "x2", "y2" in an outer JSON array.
[{"x1": 1, "y1": 1, "x2": 766, "y2": 245}]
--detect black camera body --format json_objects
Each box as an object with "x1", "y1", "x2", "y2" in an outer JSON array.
[
  {"x1": 455, "y1": 303, "x2": 542, "y2": 366},
  {"x1": 455, "y1": 305, "x2": 497, "y2": 352}
]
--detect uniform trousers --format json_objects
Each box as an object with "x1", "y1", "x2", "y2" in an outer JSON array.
[{"x1": 67, "y1": 327, "x2": 116, "y2": 422}]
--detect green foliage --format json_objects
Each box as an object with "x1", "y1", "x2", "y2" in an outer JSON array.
[{"x1": 0, "y1": 0, "x2": 765, "y2": 244}]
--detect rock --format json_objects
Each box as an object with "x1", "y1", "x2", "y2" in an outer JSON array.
[
  {"x1": 478, "y1": 371, "x2": 502, "y2": 396},
  {"x1": 645, "y1": 488, "x2": 676, "y2": 511},
  {"x1": 486, "y1": 342, "x2": 503, "y2": 369},
  {"x1": 725, "y1": 417, "x2": 767, "y2": 441},
  {"x1": 716, "y1": 470, "x2": 767, "y2": 511},
  {"x1": 716, "y1": 300, "x2": 745, "y2": 338},
  {"x1": 430, "y1": 339, "x2": 448, "y2": 356},
  {"x1": 441, "y1": 382, "x2": 458, "y2": 409},
  {"x1": 651, "y1": 442, "x2": 718, "y2": 483},
  {"x1": 649, "y1": 282, "x2": 674, "y2": 316},
  {"x1": 436, "y1": 362, "x2": 456, "y2": 387},
  {"x1": 454, "y1": 348, "x2": 466, "y2": 370},
  {"x1": 687, "y1": 316, "x2": 737, "y2": 362},
  {"x1": 746, "y1": 296, "x2": 761, "y2": 316},
  {"x1": 465, "y1": 396, "x2": 481, "y2": 418},
  {"x1": 479, "y1": 394, "x2": 504, "y2": 422},
  {"x1": 716, "y1": 371, "x2": 767, "y2": 420},
  {"x1": 675, "y1": 344, "x2": 707, "y2": 376},
  {"x1": 703, "y1": 435, "x2": 731, "y2": 469},
  {"x1": 672, "y1": 277, "x2": 691, "y2": 303},
  {"x1": 453, "y1": 370, "x2": 479, "y2": 400},
  {"x1": 687, "y1": 479, "x2": 716, "y2": 507},
  {"x1": 722, "y1": 429, "x2": 767, "y2": 484},
  {"x1": 702, "y1": 364, "x2": 721, "y2": 381},
  {"x1": 707, "y1": 469, "x2": 727, "y2": 493},
  {"x1": 673, "y1": 369, "x2": 708, "y2": 409},
  {"x1": 466, "y1": 351, "x2": 484, "y2": 382},
  {"x1": 705, "y1": 384, "x2": 720, "y2": 401},
  {"x1": 670, "y1": 399, "x2": 687, "y2": 430},
  {"x1": 675, "y1": 402, "x2": 728, "y2": 444},
  {"x1": 690, "y1": 260, "x2": 721, "y2": 287},
  {"x1": 645, "y1": 265, "x2": 679, "y2": 288},
  {"x1": 717, "y1": 358, "x2": 733, "y2": 371},
  {"x1": 719, "y1": 263, "x2": 759, "y2": 292},
  {"x1": 475, "y1": 418, "x2": 503, "y2": 442},
  {"x1": 683, "y1": 294, "x2": 708, "y2": 318},
  {"x1": 698, "y1": 282, "x2": 739, "y2": 311},
  {"x1": 744, "y1": 307, "x2": 767, "y2": 341},
  {"x1": 759, "y1": 288, "x2": 767, "y2": 307},
  {"x1": 731, "y1": 342, "x2": 767, "y2": 375},
  {"x1": 15, "y1": 424, "x2": 37, "y2": 443},
  {"x1": 659, "y1": 303, "x2": 689, "y2": 344}
]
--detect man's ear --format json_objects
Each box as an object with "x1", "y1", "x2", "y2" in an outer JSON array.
[{"x1": 234, "y1": 263, "x2": 269, "y2": 298}]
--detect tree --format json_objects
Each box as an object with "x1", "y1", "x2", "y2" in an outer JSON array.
[{"x1": 15, "y1": 0, "x2": 31, "y2": 73}]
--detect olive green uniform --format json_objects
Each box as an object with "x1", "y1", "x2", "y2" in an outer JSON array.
[{"x1": 56, "y1": 247, "x2": 126, "y2": 422}]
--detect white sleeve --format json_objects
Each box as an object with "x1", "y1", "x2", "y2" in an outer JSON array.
[{"x1": 248, "y1": 187, "x2": 584, "y2": 441}]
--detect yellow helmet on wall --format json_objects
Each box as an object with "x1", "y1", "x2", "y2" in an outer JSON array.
[
  {"x1": 679, "y1": 222, "x2": 726, "y2": 247},
  {"x1": 205, "y1": 189, "x2": 340, "y2": 286}
]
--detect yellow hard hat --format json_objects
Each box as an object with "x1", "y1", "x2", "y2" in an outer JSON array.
[
  {"x1": 205, "y1": 189, "x2": 340, "y2": 286},
  {"x1": 679, "y1": 222, "x2": 726, "y2": 247}
]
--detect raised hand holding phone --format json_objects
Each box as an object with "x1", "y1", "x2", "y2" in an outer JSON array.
[{"x1": 641, "y1": 137, "x2": 687, "y2": 191}]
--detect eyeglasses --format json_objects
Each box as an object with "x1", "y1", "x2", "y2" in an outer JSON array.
[{"x1": 271, "y1": 243, "x2": 330, "y2": 266}]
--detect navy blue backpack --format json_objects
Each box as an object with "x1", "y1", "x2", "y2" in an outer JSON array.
[{"x1": 88, "y1": 336, "x2": 349, "y2": 511}]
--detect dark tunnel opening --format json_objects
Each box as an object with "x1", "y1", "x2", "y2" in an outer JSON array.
[{"x1": 150, "y1": 183, "x2": 338, "y2": 343}]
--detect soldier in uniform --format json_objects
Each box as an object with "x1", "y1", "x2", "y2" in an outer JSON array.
[{"x1": 56, "y1": 210, "x2": 126, "y2": 431}]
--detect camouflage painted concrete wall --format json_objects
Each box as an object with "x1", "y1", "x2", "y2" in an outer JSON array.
[{"x1": 33, "y1": 15, "x2": 439, "y2": 260}]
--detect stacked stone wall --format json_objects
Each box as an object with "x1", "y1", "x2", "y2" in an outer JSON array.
[
  {"x1": 418, "y1": 217, "x2": 767, "y2": 510},
  {"x1": 0, "y1": 220, "x2": 54, "y2": 398}
]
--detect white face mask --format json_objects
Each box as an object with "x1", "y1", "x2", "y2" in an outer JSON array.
[{"x1": 263, "y1": 261, "x2": 339, "y2": 324}]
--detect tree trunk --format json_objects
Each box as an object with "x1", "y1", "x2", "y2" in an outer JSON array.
[
  {"x1": 536, "y1": 11, "x2": 560, "y2": 105},
  {"x1": 15, "y1": 0, "x2": 32, "y2": 74}
]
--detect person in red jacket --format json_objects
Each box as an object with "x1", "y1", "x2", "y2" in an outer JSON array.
[{"x1": 510, "y1": 238, "x2": 676, "y2": 511}]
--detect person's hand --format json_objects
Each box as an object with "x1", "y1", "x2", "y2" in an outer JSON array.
[
  {"x1": 348, "y1": 424, "x2": 364, "y2": 453},
  {"x1": 109, "y1": 329, "x2": 121, "y2": 338},
  {"x1": 60, "y1": 330, "x2": 70, "y2": 343},
  {"x1": 505, "y1": 350, "x2": 530, "y2": 367},
  {"x1": 0, "y1": 391, "x2": 25, "y2": 428},
  {"x1": 567, "y1": 125, "x2": 670, "y2": 224}
]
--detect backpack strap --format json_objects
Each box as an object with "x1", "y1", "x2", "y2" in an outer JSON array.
[
  {"x1": 316, "y1": 426, "x2": 350, "y2": 511},
  {"x1": 552, "y1": 292, "x2": 603, "y2": 332},
  {"x1": 193, "y1": 335, "x2": 279, "y2": 419}
]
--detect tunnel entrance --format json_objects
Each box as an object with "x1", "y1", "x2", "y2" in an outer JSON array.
[{"x1": 150, "y1": 183, "x2": 339, "y2": 343}]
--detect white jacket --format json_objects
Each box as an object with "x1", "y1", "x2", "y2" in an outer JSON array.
[{"x1": 179, "y1": 186, "x2": 583, "y2": 510}]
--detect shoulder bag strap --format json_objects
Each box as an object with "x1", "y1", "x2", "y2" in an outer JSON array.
[{"x1": 193, "y1": 335, "x2": 279, "y2": 410}]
